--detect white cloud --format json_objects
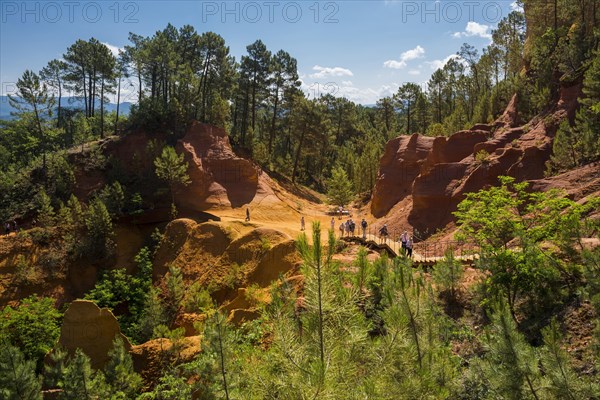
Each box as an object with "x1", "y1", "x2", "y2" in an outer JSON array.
[
  {"x1": 452, "y1": 22, "x2": 492, "y2": 40},
  {"x1": 426, "y1": 54, "x2": 463, "y2": 70},
  {"x1": 299, "y1": 78, "x2": 399, "y2": 105},
  {"x1": 510, "y1": 1, "x2": 524, "y2": 12},
  {"x1": 309, "y1": 65, "x2": 354, "y2": 79},
  {"x1": 102, "y1": 42, "x2": 124, "y2": 57},
  {"x1": 408, "y1": 69, "x2": 421, "y2": 76},
  {"x1": 383, "y1": 45, "x2": 425, "y2": 69}
]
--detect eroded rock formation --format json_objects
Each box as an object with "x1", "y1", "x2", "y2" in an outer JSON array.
[
  {"x1": 370, "y1": 85, "x2": 585, "y2": 237},
  {"x1": 58, "y1": 300, "x2": 131, "y2": 369}
]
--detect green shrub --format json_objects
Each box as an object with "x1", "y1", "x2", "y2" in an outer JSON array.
[{"x1": 0, "y1": 296, "x2": 61, "y2": 366}]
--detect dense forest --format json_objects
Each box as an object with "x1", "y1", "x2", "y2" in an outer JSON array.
[{"x1": 1, "y1": 0, "x2": 600, "y2": 398}]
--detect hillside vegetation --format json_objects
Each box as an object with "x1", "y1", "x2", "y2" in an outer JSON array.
[{"x1": 0, "y1": 0, "x2": 599, "y2": 398}]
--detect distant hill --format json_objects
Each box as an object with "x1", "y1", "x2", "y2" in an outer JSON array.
[{"x1": 0, "y1": 96, "x2": 132, "y2": 121}]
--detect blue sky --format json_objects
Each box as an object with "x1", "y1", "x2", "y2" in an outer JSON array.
[{"x1": 1, "y1": 1, "x2": 521, "y2": 105}]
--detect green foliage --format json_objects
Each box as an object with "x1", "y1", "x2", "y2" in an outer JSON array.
[
  {"x1": 85, "y1": 268, "x2": 135, "y2": 310},
  {"x1": 549, "y1": 49, "x2": 600, "y2": 172},
  {"x1": 165, "y1": 265, "x2": 185, "y2": 320},
  {"x1": 35, "y1": 189, "x2": 55, "y2": 227},
  {"x1": 432, "y1": 249, "x2": 464, "y2": 301},
  {"x1": 475, "y1": 300, "x2": 542, "y2": 400},
  {"x1": 86, "y1": 247, "x2": 154, "y2": 342},
  {"x1": 104, "y1": 337, "x2": 143, "y2": 399},
  {"x1": 184, "y1": 282, "x2": 214, "y2": 313},
  {"x1": 135, "y1": 287, "x2": 168, "y2": 344},
  {"x1": 539, "y1": 318, "x2": 600, "y2": 399},
  {"x1": 97, "y1": 181, "x2": 125, "y2": 217},
  {"x1": 327, "y1": 166, "x2": 354, "y2": 207},
  {"x1": 0, "y1": 344, "x2": 42, "y2": 400},
  {"x1": 454, "y1": 176, "x2": 591, "y2": 318},
  {"x1": 60, "y1": 349, "x2": 108, "y2": 400},
  {"x1": 84, "y1": 198, "x2": 114, "y2": 259},
  {"x1": 474, "y1": 149, "x2": 490, "y2": 164},
  {"x1": 0, "y1": 296, "x2": 61, "y2": 366},
  {"x1": 137, "y1": 370, "x2": 191, "y2": 400},
  {"x1": 192, "y1": 311, "x2": 238, "y2": 399},
  {"x1": 154, "y1": 146, "x2": 191, "y2": 215}
]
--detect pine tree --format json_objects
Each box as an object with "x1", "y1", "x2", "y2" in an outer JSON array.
[
  {"x1": 8, "y1": 70, "x2": 54, "y2": 170},
  {"x1": 154, "y1": 146, "x2": 191, "y2": 218},
  {"x1": 43, "y1": 346, "x2": 68, "y2": 390},
  {"x1": 35, "y1": 189, "x2": 55, "y2": 227},
  {"x1": 84, "y1": 198, "x2": 114, "y2": 258},
  {"x1": 194, "y1": 311, "x2": 237, "y2": 400},
  {"x1": 165, "y1": 265, "x2": 184, "y2": 322},
  {"x1": 432, "y1": 249, "x2": 464, "y2": 301},
  {"x1": 0, "y1": 343, "x2": 42, "y2": 400},
  {"x1": 327, "y1": 166, "x2": 353, "y2": 208},
  {"x1": 539, "y1": 319, "x2": 600, "y2": 399},
  {"x1": 479, "y1": 301, "x2": 542, "y2": 400},
  {"x1": 60, "y1": 349, "x2": 107, "y2": 400},
  {"x1": 104, "y1": 337, "x2": 142, "y2": 398}
]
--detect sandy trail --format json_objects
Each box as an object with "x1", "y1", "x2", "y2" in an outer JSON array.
[{"x1": 207, "y1": 182, "x2": 372, "y2": 243}]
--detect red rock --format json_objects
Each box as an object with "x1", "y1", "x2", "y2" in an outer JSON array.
[
  {"x1": 370, "y1": 81, "x2": 584, "y2": 239},
  {"x1": 176, "y1": 122, "x2": 261, "y2": 210}
]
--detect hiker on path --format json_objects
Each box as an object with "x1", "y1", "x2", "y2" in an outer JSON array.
[
  {"x1": 406, "y1": 235, "x2": 414, "y2": 258},
  {"x1": 12, "y1": 220, "x2": 17, "y2": 233},
  {"x1": 300, "y1": 216, "x2": 305, "y2": 231},
  {"x1": 400, "y1": 230, "x2": 408, "y2": 255},
  {"x1": 245, "y1": 208, "x2": 250, "y2": 222},
  {"x1": 379, "y1": 224, "x2": 388, "y2": 244},
  {"x1": 361, "y1": 219, "x2": 367, "y2": 240},
  {"x1": 348, "y1": 219, "x2": 355, "y2": 236},
  {"x1": 339, "y1": 221, "x2": 345, "y2": 238},
  {"x1": 330, "y1": 217, "x2": 335, "y2": 231}
]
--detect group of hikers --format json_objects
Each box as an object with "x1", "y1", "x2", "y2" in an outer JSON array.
[
  {"x1": 330, "y1": 217, "x2": 414, "y2": 258},
  {"x1": 246, "y1": 205, "x2": 414, "y2": 258},
  {"x1": 334, "y1": 217, "x2": 369, "y2": 240},
  {"x1": 376, "y1": 226, "x2": 414, "y2": 257}
]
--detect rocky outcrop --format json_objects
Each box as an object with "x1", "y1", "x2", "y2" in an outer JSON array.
[
  {"x1": 58, "y1": 300, "x2": 131, "y2": 369},
  {"x1": 371, "y1": 135, "x2": 435, "y2": 217},
  {"x1": 176, "y1": 122, "x2": 264, "y2": 209},
  {"x1": 131, "y1": 336, "x2": 201, "y2": 391},
  {"x1": 153, "y1": 219, "x2": 299, "y2": 324},
  {"x1": 370, "y1": 84, "x2": 583, "y2": 237}
]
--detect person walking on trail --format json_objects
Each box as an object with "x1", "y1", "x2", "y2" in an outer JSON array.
[
  {"x1": 349, "y1": 219, "x2": 355, "y2": 237},
  {"x1": 245, "y1": 208, "x2": 250, "y2": 222},
  {"x1": 300, "y1": 216, "x2": 305, "y2": 231},
  {"x1": 400, "y1": 230, "x2": 408, "y2": 255},
  {"x1": 361, "y1": 218, "x2": 367, "y2": 240},
  {"x1": 339, "y1": 221, "x2": 345, "y2": 238},
  {"x1": 330, "y1": 217, "x2": 335, "y2": 231},
  {"x1": 12, "y1": 220, "x2": 17, "y2": 233},
  {"x1": 379, "y1": 224, "x2": 388, "y2": 244},
  {"x1": 406, "y1": 235, "x2": 414, "y2": 258}
]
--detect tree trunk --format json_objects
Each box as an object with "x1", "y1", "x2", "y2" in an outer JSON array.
[
  {"x1": 32, "y1": 101, "x2": 46, "y2": 171},
  {"x1": 115, "y1": 74, "x2": 121, "y2": 135},
  {"x1": 100, "y1": 79, "x2": 105, "y2": 139},
  {"x1": 217, "y1": 320, "x2": 230, "y2": 400},
  {"x1": 269, "y1": 85, "x2": 280, "y2": 153},
  {"x1": 82, "y1": 64, "x2": 88, "y2": 117},
  {"x1": 57, "y1": 78, "x2": 62, "y2": 128},
  {"x1": 291, "y1": 126, "x2": 305, "y2": 183}
]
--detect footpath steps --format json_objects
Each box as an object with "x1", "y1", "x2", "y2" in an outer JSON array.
[{"x1": 340, "y1": 235, "x2": 479, "y2": 267}]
